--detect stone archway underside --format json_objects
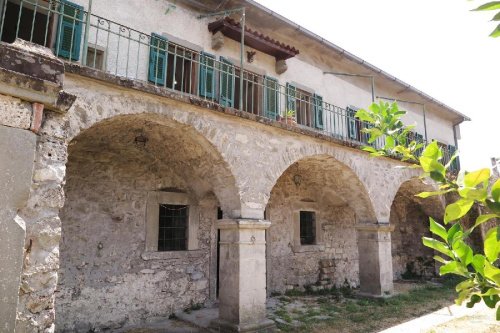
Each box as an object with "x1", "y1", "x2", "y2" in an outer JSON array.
[{"x1": 56, "y1": 114, "x2": 240, "y2": 331}]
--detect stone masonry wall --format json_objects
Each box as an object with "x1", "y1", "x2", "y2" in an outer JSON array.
[
  {"x1": 391, "y1": 194, "x2": 435, "y2": 279},
  {"x1": 266, "y1": 163, "x2": 359, "y2": 294},
  {"x1": 55, "y1": 124, "x2": 217, "y2": 331}
]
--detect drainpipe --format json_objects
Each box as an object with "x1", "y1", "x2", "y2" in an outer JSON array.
[{"x1": 82, "y1": 0, "x2": 93, "y2": 66}]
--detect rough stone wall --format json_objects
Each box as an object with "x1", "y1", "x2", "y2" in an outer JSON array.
[
  {"x1": 266, "y1": 167, "x2": 359, "y2": 294},
  {"x1": 390, "y1": 194, "x2": 435, "y2": 279},
  {"x1": 15, "y1": 109, "x2": 68, "y2": 332},
  {"x1": 55, "y1": 121, "x2": 217, "y2": 331}
]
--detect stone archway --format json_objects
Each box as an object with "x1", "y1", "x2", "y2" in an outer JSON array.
[
  {"x1": 55, "y1": 113, "x2": 240, "y2": 331},
  {"x1": 265, "y1": 154, "x2": 377, "y2": 294},
  {"x1": 390, "y1": 178, "x2": 445, "y2": 280}
]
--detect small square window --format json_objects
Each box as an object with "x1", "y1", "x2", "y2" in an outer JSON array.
[
  {"x1": 86, "y1": 46, "x2": 105, "y2": 70},
  {"x1": 158, "y1": 204, "x2": 188, "y2": 251},
  {"x1": 300, "y1": 211, "x2": 315, "y2": 245}
]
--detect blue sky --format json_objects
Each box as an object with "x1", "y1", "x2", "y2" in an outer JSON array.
[{"x1": 255, "y1": 0, "x2": 500, "y2": 171}]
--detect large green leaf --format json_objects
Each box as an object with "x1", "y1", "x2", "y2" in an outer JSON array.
[
  {"x1": 422, "y1": 237, "x2": 453, "y2": 257},
  {"x1": 429, "y1": 217, "x2": 448, "y2": 241},
  {"x1": 484, "y1": 226, "x2": 500, "y2": 263},
  {"x1": 490, "y1": 23, "x2": 500, "y2": 37},
  {"x1": 473, "y1": 1, "x2": 500, "y2": 11},
  {"x1": 464, "y1": 168, "x2": 490, "y2": 187},
  {"x1": 444, "y1": 199, "x2": 474, "y2": 224},
  {"x1": 439, "y1": 261, "x2": 467, "y2": 276},
  {"x1": 421, "y1": 141, "x2": 442, "y2": 160},
  {"x1": 452, "y1": 239, "x2": 474, "y2": 265},
  {"x1": 484, "y1": 260, "x2": 500, "y2": 285},
  {"x1": 474, "y1": 214, "x2": 498, "y2": 229},
  {"x1": 492, "y1": 179, "x2": 500, "y2": 202},
  {"x1": 472, "y1": 254, "x2": 486, "y2": 277},
  {"x1": 447, "y1": 223, "x2": 463, "y2": 243},
  {"x1": 458, "y1": 187, "x2": 487, "y2": 201},
  {"x1": 486, "y1": 199, "x2": 500, "y2": 215}
]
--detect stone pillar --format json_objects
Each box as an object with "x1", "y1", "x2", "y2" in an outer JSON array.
[
  {"x1": 211, "y1": 219, "x2": 275, "y2": 333},
  {"x1": 0, "y1": 125, "x2": 36, "y2": 332},
  {"x1": 356, "y1": 223, "x2": 395, "y2": 297}
]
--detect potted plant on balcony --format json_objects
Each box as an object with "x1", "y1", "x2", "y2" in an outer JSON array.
[{"x1": 280, "y1": 109, "x2": 297, "y2": 126}]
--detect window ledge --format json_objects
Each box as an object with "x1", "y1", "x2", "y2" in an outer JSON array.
[
  {"x1": 291, "y1": 244, "x2": 325, "y2": 253},
  {"x1": 141, "y1": 249, "x2": 205, "y2": 260}
]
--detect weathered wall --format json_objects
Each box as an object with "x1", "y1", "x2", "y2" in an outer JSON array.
[
  {"x1": 266, "y1": 158, "x2": 361, "y2": 293},
  {"x1": 390, "y1": 195, "x2": 435, "y2": 279},
  {"x1": 56, "y1": 119, "x2": 218, "y2": 330},
  {"x1": 65, "y1": 0, "x2": 459, "y2": 145}
]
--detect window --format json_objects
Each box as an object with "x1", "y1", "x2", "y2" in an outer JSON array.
[
  {"x1": 263, "y1": 76, "x2": 279, "y2": 120},
  {"x1": 145, "y1": 191, "x2": 199, "y2": 254},
  {"x1": 300, "y1": 211, "x2": 316, "y2": 245},
  {"x1": 158, "y1": 204, "x2": 188, "y2": 251},
  {"x1": 219, "y1": 57, "x2": 235, "y2": 107},
  {"x1": 1, "y1": 0, "x2": 53, "y2": 46},
  {"x1": 148, "y1": 33, "x2": 198, "y2": 94},
  {"x1": 86, "y1": 45, "x2": 105, "y2": 70},
  {"x1": 234, "y1": 70, "x2": 262, "y2": 114},
  {"x1": 286, "y1": 83, "x2": 323, "y2": 129}
]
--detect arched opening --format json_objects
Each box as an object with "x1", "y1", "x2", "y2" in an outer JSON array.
[
  {"x1": 390, "y1": 178, "x2": 444, "y2": 280},
  {"x1": 55, "y1": 114, "x2": 239, "y2": 331},
  {"x1": 265, "y1": 155, "x2": 376, "y2": 294}
]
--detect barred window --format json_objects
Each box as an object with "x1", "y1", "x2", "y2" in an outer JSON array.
[
  {"x1": 300, "y1": 211, "x2": 315, "y2": 245},
  {"x1": 158, "y1": 204, "x2": 188, "y2": 251}
]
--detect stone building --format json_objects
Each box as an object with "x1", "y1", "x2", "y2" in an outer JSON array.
[{"x1": 0, "y1": 0, "x2": 469, "y2": 332}]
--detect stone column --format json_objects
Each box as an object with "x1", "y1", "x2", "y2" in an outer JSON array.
[
  {"x1": 356, "y1": 223, "x2": 395, "y2": 297},
  {"x1": 211, "y1": 219, "x2": 275, "y2": 333}
]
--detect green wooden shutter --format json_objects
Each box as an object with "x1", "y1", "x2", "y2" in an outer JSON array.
[
  {"x1": 415, "y1": 133, "x2": 424, "y2": 157},
  {"x1": 263, "y1": 76, "x2": 279, "y2": 120},
  {"x1": 313, "y1": 94, "x2": 323, "y2": 129},
  {"x1": 55, "y1": 0, "x2": 83, "y2": 61},
  {"x1": 447, "y1": 145, "x2": 460, "y2": 171},
  {"x1": 199, "y1": 52, "x2": 215, "y2": 98},
  {"x1": 286, "y1": 83, "x2": 296, "y2": 113},
  {"x1": 346, "y1": 106, "x2": 358, "y2": 140},
  {"x1": 148, "y1": 33, "x2": 168, "y2": 85},
  {"x1": 219, "y1": 57, "x2": 235, "y2": 107}
]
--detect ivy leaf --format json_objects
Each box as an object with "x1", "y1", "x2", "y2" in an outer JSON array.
[
  {"x1": 429, "y1": 217, "x2": 448, "y2": 241},
  {"x1": 473, "y1": 1, "x2": 500, "y2": 11},
  {"x1": 484, "y1": 226, "x2": 500, "y2": 263},
  {"x1": 444, "y1": 199, "x2": 474, "y2": 224}
]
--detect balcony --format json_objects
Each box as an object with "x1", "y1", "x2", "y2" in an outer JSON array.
[{"x1": 0, "y1": 0, "x2": 459, "y2": 171}]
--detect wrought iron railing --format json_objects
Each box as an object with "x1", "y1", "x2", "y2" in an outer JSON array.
[{"x1": 0, "y1": 0, "x2": 459, "y2": 171}]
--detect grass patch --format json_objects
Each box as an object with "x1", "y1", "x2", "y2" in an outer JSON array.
[{"x1": 270, "y1": 277, "x2": 460, "y2": 333}]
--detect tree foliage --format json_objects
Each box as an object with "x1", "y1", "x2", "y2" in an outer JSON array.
[
  {"x1": 472, "y1": 1, "x2": 500, "y2": 37},
  {"x1": 356, "y1": 101, "x2": 500, "y2": 320}
]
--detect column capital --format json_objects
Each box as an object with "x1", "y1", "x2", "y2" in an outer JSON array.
[
  {"x1": 355, "y1": 223, "x2": 394, "y2": 233},
  {"x1": 217, "y1": 218, "x2": 271, "y2": 230}
]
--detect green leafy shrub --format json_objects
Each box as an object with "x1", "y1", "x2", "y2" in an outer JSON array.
[{"x1": 355, "y1": 101, "x2": 500, "y2": 320}]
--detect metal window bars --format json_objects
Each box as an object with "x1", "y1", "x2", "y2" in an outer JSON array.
[{"x1": 0, "y1": 0, "x2": 459, "y2": 172}]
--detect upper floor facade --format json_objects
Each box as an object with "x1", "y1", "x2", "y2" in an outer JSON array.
[{"x1": 0, "y1": 0, "x2": 469, "y2": 168}]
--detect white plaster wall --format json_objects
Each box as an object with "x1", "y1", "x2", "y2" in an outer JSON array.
[{"x1": 64, "y1": 0, "x2": 458, "y2": 144}]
